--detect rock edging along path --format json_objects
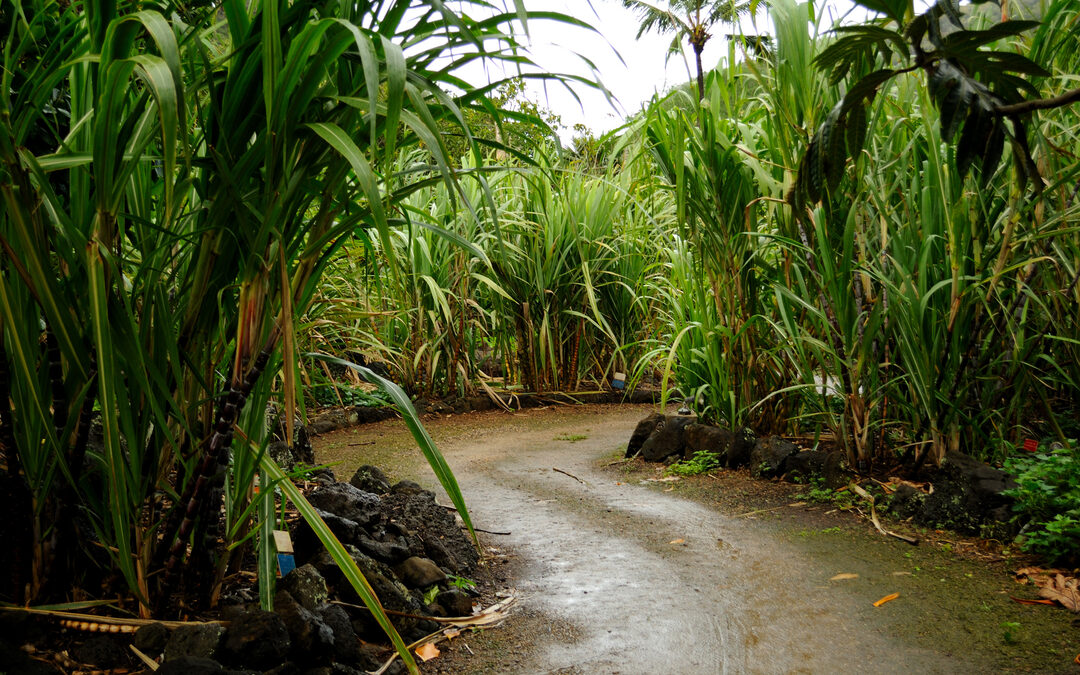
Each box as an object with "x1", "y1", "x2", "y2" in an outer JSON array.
[{"x1": 315, "y1": 405, "x2": 1011, "y2": 674}]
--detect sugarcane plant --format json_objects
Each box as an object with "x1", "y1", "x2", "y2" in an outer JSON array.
[{"x1": 0, "y1": 0, "x2": 590, "y2": 668}]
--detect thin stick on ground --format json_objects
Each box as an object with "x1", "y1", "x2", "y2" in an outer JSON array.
[
  {"x1": 849, "y1": 483, "x2": 920, "y2": 545},
  {"x1": 553, "y1": 467, "x2": 586, "y2": 484}
]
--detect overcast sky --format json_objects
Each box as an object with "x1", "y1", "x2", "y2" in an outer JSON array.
[{"x1": 457, "y1": 1, "x2": 866, "y2": 142}]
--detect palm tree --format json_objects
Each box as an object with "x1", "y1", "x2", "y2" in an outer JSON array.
[{"x1": 621, "y1": 0, "x2": 753, "y2": 101}]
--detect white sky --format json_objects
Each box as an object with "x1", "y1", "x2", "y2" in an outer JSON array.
[{"x1": 458, "y1": 1, "x2": 868, "y2": 142}]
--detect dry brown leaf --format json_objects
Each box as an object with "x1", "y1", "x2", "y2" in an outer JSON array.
[
  {"x1": 1010, "y1": 596, "x2": 1056, "y2": 606},
  {"x1": 1014, "y1": 569, "x2": 1079, "y2": 611},
  {"x1": 830, "y1": 573, "x2": 858, "y2": 581},
  {"x1": 444, "y1": 628, "x2": 461, "y2": 640},
  {"x1": 1037, "y1": 574, "x2": 1080, "y2": 612},
  {"x1": 873, "y1": 592, "x2": 900, "y2": 607},
  {"x1": 885, "y1": 476, "x2": 933, "y2": 493},
  {"x1": 415, "y1": 643, "x2": 440, "y2": 662},
  {"x1": 669, "y1": 538, "x2": 686, "y2": 545}
]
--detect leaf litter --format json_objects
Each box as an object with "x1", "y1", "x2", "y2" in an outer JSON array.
[{"x1": 1014, "y1": 568, "x2": 1080, "y2": 612}]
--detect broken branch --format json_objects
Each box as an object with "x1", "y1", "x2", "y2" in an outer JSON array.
[{"x1": 553, "y1": 467, "x2": 586, "y2": 484}]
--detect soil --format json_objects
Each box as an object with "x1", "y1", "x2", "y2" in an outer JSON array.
[{"x1": 315, "y1": 404, "x2": 1080, "y2": 674}]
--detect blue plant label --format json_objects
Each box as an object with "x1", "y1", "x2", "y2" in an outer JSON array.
[{"x1": 277, "y1": 553, "x2": 296, "y2": 577}]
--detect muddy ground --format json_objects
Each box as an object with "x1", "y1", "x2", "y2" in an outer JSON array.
[{"x1": 314, "y1": 404, "x2": 1079, "y2": 674}]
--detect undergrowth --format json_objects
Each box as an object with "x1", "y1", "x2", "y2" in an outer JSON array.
[
  {"x1": 1005, "y1": 442, "x2": 1080, "y2": 563},
  {"x1": 666, "y1": 450, "x2": 722, "y2": 476}
]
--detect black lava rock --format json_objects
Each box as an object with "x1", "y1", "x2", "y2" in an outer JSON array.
[
  {"x1": 639, "y1": 415, "x2": 696, "y2": 462},
  {"x1": 393, "y1": 556, "x2": 447, "y2": 588},
  {"x1": 682, "y1": 424, "x2": 735, "y2": 463},
  {"x1": 307, "y1": 483, "x2": 382, "y2": 528},
  {"x1": 158, "y1": 656, "x2": 227, "y2": 675},
  {"x1": 134, "y1": 622, "x2": 170, "y2": 656},
  {"x1": 349, "y1": 465, "x2": 392, "y2": 495},
  {"x1": 626, "y1": 412, "x2": 664, "y2": 458},
  {"x1": 220, "y1": 609, "x2": 290, "y2": 670},
  {"x1": 274, "y1": 591, "x2": 334, "y2": 663},
  {"x1": 164, "y1": 623, "x2": 225, "y2": 662},
  {"x1": 316, "y1": 603, "x2": 364, "y2": 663},
  {"x1": 436, "y1": 588, "x2": 475, "y2": 617},
  {"x1": 72, "y1": 635, "x2": 128, "y2": 668},
  {"x1": 750, "y1": 436, "x2": 799, "y2": 478},
  {"x1": 785, "y1": 450, "x2": 847, "y2": 488},
  {"x1": 281, "y1": 564, "x2": 329, "y2": 611}
]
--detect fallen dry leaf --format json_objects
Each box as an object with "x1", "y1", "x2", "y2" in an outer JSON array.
[
  {"x1": 1010, "y1": 596, "x2": 1056, "y2": 606},
  {"x1": 873, "y1": 592, "x2": 900, "y2": 607},
  {"x1": 1037, "y1": 574, "x2": 1080, "y2": 612},
  {"x1": 886, "y1": 476, "x2": 933, "y2": 494},
  {"x1": 892, "y1": 571, "x2": 912, "y2": 576},
  {"x1": 415, "y1": 643, "x2": 440, "y2": 662},
  {"x1": 830, "y1": 573, "x2": 858, "y2": 581},
  {"x1": 669, "y1": 538, "x2": 686, "y2": 545},
  {"x1": 1014, "y1": 568, "x2": 1079, "y2": 611},
  {"x1": 444, "y1": 628, "x2": 461, "y2": 640}
]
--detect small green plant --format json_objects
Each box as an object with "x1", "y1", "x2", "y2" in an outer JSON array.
[
  {"x1": 448, "y1": 575, "x2": 477, "y2": 591},
  {"x1": 796, "y1": 526, "x2": 843, "y2": 537},
  {"x1": 554, "y1": 434, "x2": 588, "y2": 442},
  {"x1": 423, "y1": 585, "x2": 440, "y2": 606},
  {"x1": 794, "y1": 478, "x2": 855, "y2": 508},
  {"x1": 667, "y1": 450, "x2": 722, "y2": 476},
  {"x1": 1004, "y1": 442, "x2": 1080, "y2": 563},
  {"x1": 1001, "y1": 621, "x2": 1021, "y2": 645}
]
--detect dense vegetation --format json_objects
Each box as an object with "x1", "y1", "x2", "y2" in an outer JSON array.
[
  {"x1": 323, "y1": 0, "x2": 1080, "y2": 467},
  {"x1": 1, "y1": 0, "x2": 1078, "y2": 667}
]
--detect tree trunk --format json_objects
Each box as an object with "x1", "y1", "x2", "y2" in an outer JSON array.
[{"x1": 694, "y1": 43, "x2": 705, "y2": 101}]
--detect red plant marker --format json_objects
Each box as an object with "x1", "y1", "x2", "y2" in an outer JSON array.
[{"x1": 1022, "y1": 438, "x2": 1038, "y2": 453}]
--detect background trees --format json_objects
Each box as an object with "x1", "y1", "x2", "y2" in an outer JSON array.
[{"x1": 621, "y1": 0, "x2": 755, "y2": 100}]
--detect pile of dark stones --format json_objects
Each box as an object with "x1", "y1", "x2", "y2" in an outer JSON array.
[
  {"x1": 7, "y1": 465, "x2": 479, "y2": 675},
  {"x1": 626, "y1": 412, "x2": 1019, "y2": 537}
]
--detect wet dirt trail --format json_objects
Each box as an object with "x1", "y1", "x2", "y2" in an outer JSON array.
[{"x1": 316, "y1": 405, "x2": 1042, "y2": 674}]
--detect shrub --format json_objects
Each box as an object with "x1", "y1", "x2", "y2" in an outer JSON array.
[{"x1": 1005, "y1": 443, "x2": 1080, "y2": 563}]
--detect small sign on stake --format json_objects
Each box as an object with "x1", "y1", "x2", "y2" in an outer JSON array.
[
  {"x1": 273, "y1": 529, "x2": 295, "y2": 577},
  {"x1": 611, "y1": 371, "x2": 626, "y2": 390},
  {"x1": 1022, "y1": 438, "x2": 1038, "y2": 453}
]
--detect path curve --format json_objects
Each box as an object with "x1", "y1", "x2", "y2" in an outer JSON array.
[{"x1": 318, "y1": 405, "x2": 982, "y2": 674}]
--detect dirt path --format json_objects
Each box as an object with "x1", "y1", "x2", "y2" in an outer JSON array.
[{"x1": 316, "y1": 405, "x2": 1077, "y2": 674}]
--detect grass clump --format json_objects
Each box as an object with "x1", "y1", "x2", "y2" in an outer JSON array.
[{"x1": 666, "y1": 450, "x2": 722, "y2": 476}]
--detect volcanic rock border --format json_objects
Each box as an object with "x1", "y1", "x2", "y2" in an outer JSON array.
[{"x1": 626, "y1": 412, "x2": 1020, "y2": 539}]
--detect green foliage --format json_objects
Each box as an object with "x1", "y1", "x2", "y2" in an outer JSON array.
[
  {"x1": 422, "y1": 585, "x2": 440, "y2": 606},
  {"x1": 0, "y1": 0, "x2": 587, "y2": 667},
  {"x1": 794, "y1": 478, "x2": 856, "y2": 508},
  {"x1": 667, "y1": 449, "x2": 722, "y2": 476},
  {"x1": 448, "y1": 574, "x2": 477, "y2": 591},
  {"x1": 792, "y1": 0, "x2": 1062, "y2": 210},
  {"x1": 311, "y1": 385, "x2": 393, "y2": 408},
  {"x1": 1005, "y1": 444, "x2": 1080, "y2": 563},
  {"x1": 1001, "y1": 621, "x2": 1021, "y2": 645}
]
